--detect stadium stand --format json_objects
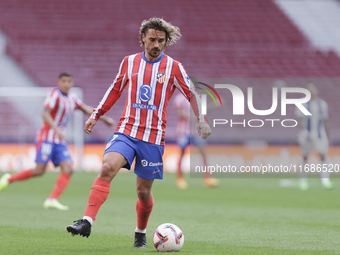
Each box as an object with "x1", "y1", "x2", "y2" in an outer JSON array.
[
  {"x1": 0, "y1": 0, "x2": 339, "y2": 143},
  {"x1": 0, "y1": 100, "x2": 35, "y2": 142}
]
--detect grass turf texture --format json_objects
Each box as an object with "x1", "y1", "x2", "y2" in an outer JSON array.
[{"x1": 0, "y1": 172, "x2": 339, "y2": 254}]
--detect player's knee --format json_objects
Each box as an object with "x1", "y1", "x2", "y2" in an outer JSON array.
[
  {"x1": 99, "y1": 162, "x2": 117, "y2": 179},
  {"x1": 33, "y1": 168, "x2": 46, "y2": 176},
  {"x1": 60, "y1": 162, "x2": 73, "y2": 175},
  {"x1": 137, "y1": 186, "x2": 151, "y2": 201},
  {"x1": 63, "y1": 166, "x2": 73, "y2": 175}
]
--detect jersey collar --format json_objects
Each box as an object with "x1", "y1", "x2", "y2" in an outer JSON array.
[
  {"x1": 57, "y1": 88, "x2": 68, "y2": 96},
  {"x1": 142, "y1": 51, "x2": 164, "y2": 64}
]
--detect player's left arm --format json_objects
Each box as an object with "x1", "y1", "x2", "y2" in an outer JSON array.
[
  {"x1": 174, "y1": 63, "x2": 211, "y2": 139},
  {"x1": 189, "y1": 81, "x2": 211, "y2": 140},
  {"x1": 42, "y1": 107, "x2": 66, "y2": 141},
  {"x1": 324, "y1": 119, "x2": 331, "y2": 144},
  {"x1": 79, "y1": 103, "x2": 116, "y2": 128}
]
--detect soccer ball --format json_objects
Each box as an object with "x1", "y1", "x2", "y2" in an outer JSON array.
[{"x1": 153, "y1": 223, "x2": 184, "y2": 252}]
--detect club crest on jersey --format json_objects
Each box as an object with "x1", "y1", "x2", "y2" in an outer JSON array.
[
  {"x1": 140, "y1": 84, "x2": 152, "y2": 102},
  {"x1": 157, "y1": 73, "x2": 166, "y2": 83}
]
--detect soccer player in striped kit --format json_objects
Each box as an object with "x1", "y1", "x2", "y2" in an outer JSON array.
[
  {"x1": 174, "y1": 92, "x2": 220, "y2": 189},
  {"x1": 0, "y1": 73, "x2": 115, "y2": 210},
  {"x1": 295, "y1": 83, "x2": 333, "y2": 190},
  {"x1": 66, "y1": 18, "x2": 212, "y2": 248}
]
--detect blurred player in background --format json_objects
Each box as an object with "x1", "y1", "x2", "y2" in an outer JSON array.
[
  {"x1": 66, "y1": 17, "x2": 211, "y2": 248},
  {"x1": 0, "y1": 72, "x2": 115, "y2": 210},
  {"x1": 174, "y1": 92, "x2": 220, "y2": 189},
  {"x1": 295, "y1": 83, "x2": 333, "y2": 190}
]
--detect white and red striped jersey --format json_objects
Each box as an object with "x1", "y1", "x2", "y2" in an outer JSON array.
[
  {"x1": 295, "y1": 98, "x2": 328, "y2": 140},
  {"x1": 91, "y1": 52, "x2": 205, "y2": 146},
  {"x1": 35, "y1": 88, "x2": 83, "y2": 144},
  {"x1": 174, "y1": 93, "x2": 191, "y2": 136}
]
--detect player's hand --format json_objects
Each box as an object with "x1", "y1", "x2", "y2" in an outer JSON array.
[
  {"x1": 84, "y1": 118, "x2": 97, "y2": 134},
  {"x1": 55, "y1": 127, "x2": 66, "y2": 141},
  {"x1": 196, "y1": 122, "x2": 211, "y2": 139}
]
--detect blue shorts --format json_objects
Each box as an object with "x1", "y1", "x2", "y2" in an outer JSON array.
[
  {"x1": 104, "y1": 133, "x2": 164, "y2": 180},
  {"x1": 35, "y1": 141, "x2": 72, "y2": 166},
  {"x1": 176, "y1": 134, "x2": 207, "y2": 151},
  {"x1": 191, "y1": 134, "x2": 207, "y2": 147},
  {"x1": 176, "y1": 134, "x2": 190, "y2": 151}
]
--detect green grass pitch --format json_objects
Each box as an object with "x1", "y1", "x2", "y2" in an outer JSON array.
[{"x1": 0, "y1": 172, "x2": 340, "y2": 254}]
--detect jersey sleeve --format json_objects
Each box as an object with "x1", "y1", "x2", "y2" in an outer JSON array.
[
  {"x1": 91, "y1": 57, "x2": 128, "y2": 120},
  {"x1": 72, "y1": 93, "x2": 84, "y2": 109},
  {"x1": 43, "y1": 89, "x2": 59, "y2": 110},
  {"x1": 321, "y1": 100, "x2": 329, "y2": 120},
  {"x1": 173, "y1": 62, "x2": 207, "y2": 123}
]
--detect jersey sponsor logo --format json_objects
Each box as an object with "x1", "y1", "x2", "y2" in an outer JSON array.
[
  {"x1": 132, "y1": 103, "x2": 157, "y2": 110},
  {"x1": 141, "y1": 159, "x2": 163, "y2": 167},
  {"x1": 149, "y1": 162, "x2": 163, "y2": 167},
  {"x1": 157, "y1": 73, "x2": 166, "y2": 83},
  {"x1": 140, "y1": 84, "x2": 152, "y2": 102},
  {"x1": 141, "y1": 159, "x2": 148, "y2": 167}
]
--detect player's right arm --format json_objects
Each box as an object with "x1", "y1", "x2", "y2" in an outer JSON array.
[
  {"x1": 294, "y1": 104, "x2": 310, "y2": 141},
  {"x1": 42, "y1": 88, "x2": 66, "y2": 141},
  {"x1": 84, "y1": 57, "x2": 128, "y2": 134},
  {"x1": 172, "y1": 63, "x2": 211, "y2": 139},
  {"x1": 324, "y1": 119, "x2": 330, "y2": 144},
  {"x1": 42, "y1": 108, "x2": 66, "y2": 140}
]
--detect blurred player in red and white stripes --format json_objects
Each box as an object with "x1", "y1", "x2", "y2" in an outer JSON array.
[
  {"x1": 0, "y1": 73, "x2": 115, "y2": 210},
  {"x1": 174, "y1": 92, "x2": 220, "y2": 189},
  {"x1": 295, "y1": 83, "x2": 333, "y2": 190},
  {"x1": 66, "y1": 18, "x2": 211, "y2": 248}
]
